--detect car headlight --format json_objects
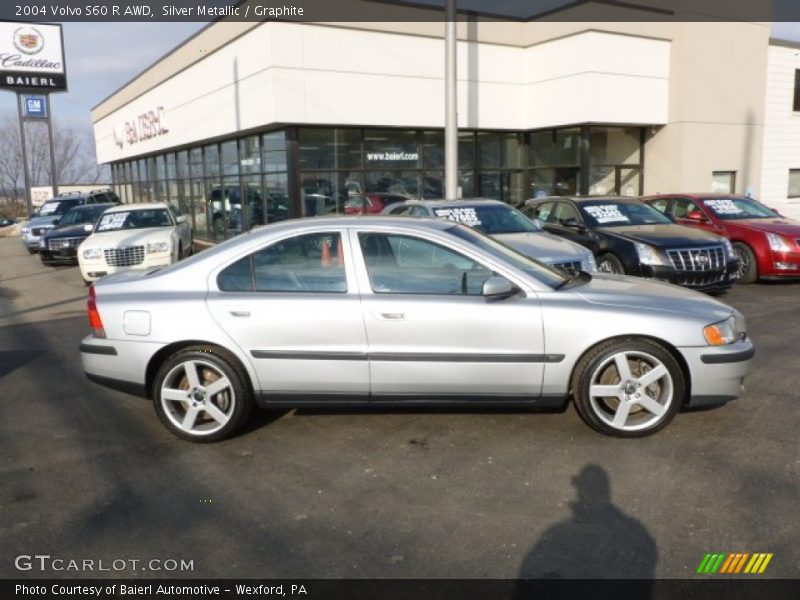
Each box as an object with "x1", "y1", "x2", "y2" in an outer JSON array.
[
  {"x1": 765, "y1": 232, "x2": 791, "y2": 252},
  {"x1": 147, "y1": 242, "x2": 170, "y2": 254},
  {"x1": 585, "y1": 254, "x2": 597, "y2": 272},
  {"x1": 634, "y1": 242, "x2": 668, "y2": 266},
  {"x1": 703, "y1": 315, "x2": 744, "y2": 346},
  {"x1": 21, "y1": 226, "x2": 30, "y2": 234},
  {"x1": 82, "y1": 248, "x2": 102, "y2": 260}
]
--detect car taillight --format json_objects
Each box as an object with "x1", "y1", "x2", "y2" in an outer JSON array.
[{"x1": 87, "y1": 285, "x2": 106, "y2": 338}]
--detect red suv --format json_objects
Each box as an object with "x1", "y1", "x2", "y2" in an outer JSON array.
[{"x1": 642, "y1": 194, "x2": 800, "y2": 283}]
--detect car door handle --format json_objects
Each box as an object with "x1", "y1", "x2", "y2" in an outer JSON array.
[
  {"x1": 379, "y1": 312, "x2": 405, "y2": 320},
  {"x1": 229, "y1": 310, "x2": 250, "y2": 317}
]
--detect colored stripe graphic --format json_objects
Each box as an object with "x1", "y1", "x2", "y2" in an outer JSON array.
[{"x1": 700, "y1": 552, "x2": 774, "y2": 575}]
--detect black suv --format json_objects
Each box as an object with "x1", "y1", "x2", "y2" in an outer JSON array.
[
  {"x1": 39, "y1": 203, "x2": 116, "y2": 265},
  {"x1": 523, "y1": 196, "x2": 740, "y2": 293}
]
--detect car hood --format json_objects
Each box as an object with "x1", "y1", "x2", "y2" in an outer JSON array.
[
  {"x1": 494, "y1": 231, "x2": 591, "y2": 263},
  {"x1": 45, "y1": 223, "x2": 91, "y2": 239},
  {"x1": 27, "y1": 215, "x2": 60, "y2": 228},
  {"x1": 599, "y1": 224, "x2": 722, "y2": 247},
  {"x1": 723, "y1": 218, "x2": 800, "y2": 236},
  {"x1": 82, "y1": 227, "x2": 173, "y2": 248},
  {"x1": 576, "y1": 273, "x2": 733, "y2": 321}
]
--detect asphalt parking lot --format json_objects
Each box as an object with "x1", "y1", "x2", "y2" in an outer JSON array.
[{"x1": 0, "y1": 237, "x2": 797, "y2": 580}]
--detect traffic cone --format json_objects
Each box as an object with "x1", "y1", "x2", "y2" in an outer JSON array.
[{"x1": 321, "y1": 239, "x2": 331, "y2": 267}]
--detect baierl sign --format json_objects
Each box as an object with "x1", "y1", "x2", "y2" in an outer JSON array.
[
  {"x1": 114, "y1": 106, "x2": 169, "y2": 149},
  {"x1": 0, "y1": 22, "x2": 67, "y2": 91}
]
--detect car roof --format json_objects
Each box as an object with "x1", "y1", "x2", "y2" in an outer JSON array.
[
  {"x1": 256, "y1": 215, "x2": 456, "y2": 234},
  {"x1": 642, "y1": 193, "x2": 750, "y2": 200},
  {"x1": 103, "y1": 202, "x2": 170, "y2": 213},
  {"x1": 527, "y1": 195, "x2": 640, "y2": 204},
  {"x1": 70, "y1": 202, "x2": 116, "y2": 211},
  {"x1": 400, "y1": 198, "x2": 507, "y2": 208}
]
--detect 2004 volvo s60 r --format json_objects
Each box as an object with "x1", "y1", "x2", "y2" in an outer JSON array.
[{"x1": 80, "y1": 217, "x2": 754, "y2": 441}]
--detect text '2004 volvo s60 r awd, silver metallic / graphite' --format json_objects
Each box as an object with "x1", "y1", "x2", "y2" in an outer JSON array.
[{"x1": 80, "y1": 217, "x2": 754, "y2": 442}]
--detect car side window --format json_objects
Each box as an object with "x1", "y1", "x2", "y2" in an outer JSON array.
[
  {"x1": 358, "y1": 233, "x2": 492, "y2": 295},
  {"x1": 530, "y1": 202, "x2": 554, "y2": 221},
  {"x1": 551, "y1": 202, "x2": 580, "y2": 223},
  {"x1": 673, "y1": 198, "x2": 703, "y2": 219},
  {"x1": 409, "y1": 206, "x2": 429, "y2": 217},
  {"x1": 169, "y1": 204, "x2": 182, "y2": 219},
  {"x1": 648, "y1": 198, "x2": 670, "y2": 215},
  {"x1": 389, "y1": 205, "x2": 412, "y2": 216},
  {"x1": 217, "y1": 232, "x2": 347, "y2": 293}
]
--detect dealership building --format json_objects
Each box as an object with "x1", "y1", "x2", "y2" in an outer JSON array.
[{"x1": 91, "y1": 12, "x2": 800, "y2": 243}]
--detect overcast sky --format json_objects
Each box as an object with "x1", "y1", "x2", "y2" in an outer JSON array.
[{"x1": 1, "y1": 21, "x2": 799, "y2": 157}]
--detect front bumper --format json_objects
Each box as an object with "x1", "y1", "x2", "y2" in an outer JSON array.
[
  {"x1": 40, "y1": 247, "x2": 78, "y2": 264},
  {"x1": 759, "y1": 248, "x2": 800, "y2": 279},
  {"x1": 79, "y1": 254, "x2": 173, "y2": 282},
  {"x1": 678, "y1": 339, "x2": 754, "y2": 408},
  {"x1": 21, "y1": 233, "x2": 41, "y2": 250},
  {"x1": 640, "y1": 262, "x2": 739, "y2": 292}
]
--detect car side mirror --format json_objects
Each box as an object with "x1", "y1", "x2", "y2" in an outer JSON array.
[
  {"x1": 176, "y1": 215, "x2": 187, "y2": 224},
  {"x1": 84, "y1": 224, "x2": 94, "y2": 233},
  {"x1": 562, "y1": 217, "x2": 587, "y2": 232},
  {"x1": 686, "y1": 211, "x2": 707, "y2": 222},
  {"x1": 482, "y1": 276, "x2": 518, "y2": 300}
]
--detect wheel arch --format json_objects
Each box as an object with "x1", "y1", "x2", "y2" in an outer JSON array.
[
  {"x1": 567, "y1": 334, "x2": 692, "y2": 406},
  {"x1": 145, "y1": 340, "x2": 255, "y2": 400}
]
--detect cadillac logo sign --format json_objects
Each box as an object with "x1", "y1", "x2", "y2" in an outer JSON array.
[{"x1": 13, "y1": 27, "x2": 44, "y2": 55}]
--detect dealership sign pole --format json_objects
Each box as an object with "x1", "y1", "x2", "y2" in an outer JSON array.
[{"x1": 0, "y1": 22, "x2": 67, "y2": 218}]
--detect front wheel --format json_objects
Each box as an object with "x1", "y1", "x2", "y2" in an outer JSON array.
[
  {"x1": 733, "y1": 242, "x2": 758, "y2": 284},
  {"x1": 597, "y1": 253, "x2": 625, "y2": 274},
  {"x1": 572, "y1": 338, "x2": 685, "y2": 437},
  {"x1": 153, "y1": 347, "x2": 253, "y2": 443}
]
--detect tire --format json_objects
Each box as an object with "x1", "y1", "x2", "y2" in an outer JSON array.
[
  {"x1": 571, "y1": 338, "x2": 685, "y2": 437},
  {"x1": 597, "y1": 253, "x2": 625, "y2": 275},
  {"x1": 177, "y1": 242, "x2": 183, "y2": 261},
  {"x1": 27, "y1": 247, "x2": 37, "y2": 255},
  {"x1": 153, "y1": 346, "x2": 254, "y2": 443},
  {"x1": 733, "y1": 242, "x2": 758, "y2": 284}
]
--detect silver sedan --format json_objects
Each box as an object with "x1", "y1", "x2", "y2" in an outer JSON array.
[{"x1": 80, "y1": 216, "x2": 754, "y2": 442}]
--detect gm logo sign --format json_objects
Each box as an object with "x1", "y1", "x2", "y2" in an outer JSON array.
[{"x1": 23, "y1": 95, "x2": 47, "y2": 119}]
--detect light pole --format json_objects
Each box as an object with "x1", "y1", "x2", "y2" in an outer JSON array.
[{"x1": 444, "y1": 0, "x2": 458, "y2": 199}]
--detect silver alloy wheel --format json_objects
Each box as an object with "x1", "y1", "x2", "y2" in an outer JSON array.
[
  {"x1": 588, "y1": 350, "x2": 673, "y2": 432},
  {"x1": 160, "y1": 359, "x2": 236, "y2": 436},
  {"x1": 734, "y1": 246, "x2": 750, "y2": 279}
]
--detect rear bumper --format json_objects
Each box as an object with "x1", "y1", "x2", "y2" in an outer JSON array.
[
  {"x1": 80, "y1": 336, "x2": 163, "y2": 398},
  {"x1": 678, "y1": 340, "x2": 754, "y2": 408}
]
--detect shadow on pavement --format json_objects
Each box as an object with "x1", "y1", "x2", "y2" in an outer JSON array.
[
  {"x1": 0, "y1": 350, "x2": 46, "y2": 380},
  {"x1": 514, "y1": 465, "x2": 657, "y2": 596}
]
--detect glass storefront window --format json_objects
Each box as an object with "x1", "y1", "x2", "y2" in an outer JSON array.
[
  {"x1": 422, "y1": 131, "x2": 475, "y2": 170},
  {"x1": 190, "y1": 148, "x2": 203, "y2": 179},
  {"x1": 204, "y1": 144, "x2": 220, "y2": 178},
  {"x1": 177, "y1": 151, "x2": 189, "y2": 179},
  {"x1": 300, "y1": 172, "x2": 352, "y2": 216},
  {"x1": 366, "y1": 170, "x2": 420, "y2": 201},
  {"x1": 554, "y1": 128, "x2": 581, "y2": 166},
  {"x1": 480, "y1": 170, "x2": 525, "y2": 206},
  {"x1": 155, "y1": 155, "x2": 166, "y2": 180},
  {"x1": 478, "y1": 132, "x2": 524, "y2": 169},
  {"x1": 589, "y1": 127, "x2": 640, "y2": 165},
  {"x1": 264, "y1": 172, "x2": 291, "y2": 222},
  {"x1": 588, "y1": 166, "x2": 616, "y2": 196},
  {"x1": 190, "y1": 179, "x2": 208, "y2": 241},
  {"x1": 712, "y1": 171, "x2": 736, "y2": 194},
  {"x1": 205, "y1": 178, "x2": 225, "y2": 241},
  {"x1": 299, "y1": 128, "x2": 361, "y2": 171},
  {"x1": 166, "y1": 153, "x2": 176, "y2": 180},
  {"x1": 221, "y1": 141, "x2": 239, "y2": 176},
  {"x1": 364, "y1": 129, "x2": 419, "y2": 170},
  {"x1": 239, "y1": 136, "x2": 261, "y2": 174}
]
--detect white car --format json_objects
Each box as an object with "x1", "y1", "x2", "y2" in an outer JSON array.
[{"x1": 78, "y1": 203, "x2": 192, "y2": 284}]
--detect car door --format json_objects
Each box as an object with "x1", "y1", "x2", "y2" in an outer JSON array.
[
  {"x1": 672, "y1": 197, "x2": 725, "y2": 235},
  {"x1": 543, "y1": 202, "x2": 599, "y2": 252},
  {"x1": 205, "y1": 229, "x2": 369, "y2": 397},
  {"x1": 350, "y1": 228, "x2": 546, "y2": 399}
]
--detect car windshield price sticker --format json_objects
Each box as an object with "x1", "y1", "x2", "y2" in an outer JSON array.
[
  {"x1": 97, "y1": 212, "x2": 129, "y2": 231},
  {"x1": 705, "y1": 199, "x2": 743, "y2": 215},
  {"x1": 434, "y1": 208, "x2": 482, "y2": 227},
  {"x1": 584, "y1": 205, "x2": 630, "y2": 224}
]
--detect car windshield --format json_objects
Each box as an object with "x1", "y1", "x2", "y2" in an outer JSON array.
[
  {"x1": 59, "y1": 206, "x2": 106, "y2": 226},
  {"x1": 432, "y1": 204, "x2": 541, "y2": 234},
  {"x1": 579, "y1": 201, "x2": 672, "y2": 227},
  {"x1": 701, "y1": 197, "x2": 780, "y2": 220},
  {"x1": 445, "y1": 224, "x2": 568, "y2": 289},
  {"x1": 95, "y1": 209, "x2": 172, "y2": 232},
  {"x1": 37, "y1": 200, "x2": 79, "y2": 217}
]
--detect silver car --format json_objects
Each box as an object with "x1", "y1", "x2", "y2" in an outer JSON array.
[
  {"x1": 382, "y1": 199, "x2": 596, "y2": 274},
  {"x1": 80, "y1": 217, "x2": 754, "y2": 442}
]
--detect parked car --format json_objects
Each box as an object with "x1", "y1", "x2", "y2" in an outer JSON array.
[
  {"x1": 642, "y1": 194, "x2": 800, "y2": 283},
  {"x1": 39, "y1": 204, "x2": 116, "y2": 266},
  {"x1": 522, "y1": 196, "x2": 740, "y2": 293},
  {"x1": 382, "y1": 199, "x2": 596, "y2": 274},
  {"x1": 20, "y1": 190, "x2": 120, "y2": 254},
  {"x1": 0, "y1": 217, "x2": 19, "y2": 238},
  {"x1": 78, "y1": 203, "x2": 192, "y2": 284},
  {"x1": 80, "y1": 216, "x2": 753, "y2": 442},
  {"x1": 345, "y1": 193, "x2": 409, "y2": 215}
]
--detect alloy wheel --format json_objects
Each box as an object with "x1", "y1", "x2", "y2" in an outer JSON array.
[
  {"x1": 160, "y1": 359, "x2": 236, "y2": 436},
  {"x1": 734, "y1": 246, "x2": 750, "y2": 279},
  {"x1": 587, "y1": 350, "x2": 673, "y2": 432}
]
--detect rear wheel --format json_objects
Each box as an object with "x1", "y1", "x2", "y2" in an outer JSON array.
[
  {"x1": 153, "y1": 347, "x2": 253, "y2": 443},
  {"x1": 572, "y1": 338, "x2": 685, "y2": 437},
  {"x1": 597, "y1": 253, "x2": 625, "y2": 274},
  {"x1": 733, "y1": 242, "x2": 757, "y2": 284}
]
